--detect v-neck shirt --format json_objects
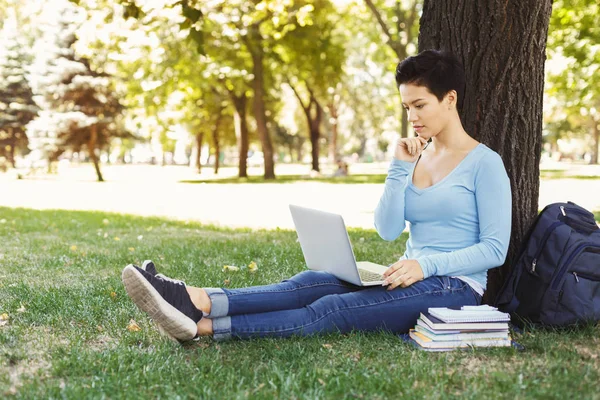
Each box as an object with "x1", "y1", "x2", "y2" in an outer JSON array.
[{"x1": 374, "y1": 143, "x2": 512, "y2": 296}]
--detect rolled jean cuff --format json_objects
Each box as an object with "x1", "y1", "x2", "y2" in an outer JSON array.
[
  {"x1": 212, "y1": 316, "x2": 232, "y2": 341},
  {"x1": 204, "y1": 288, "x2": 229, "y2": 318}
]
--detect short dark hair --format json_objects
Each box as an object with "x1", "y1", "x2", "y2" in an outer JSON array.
[{"x1": 395, "y1": 50, "x2": 466, "y2": 110}]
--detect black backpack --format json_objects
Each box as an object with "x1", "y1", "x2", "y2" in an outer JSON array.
[{"x1": 495, "y1": 202, "x2": 600, "y2": 326}]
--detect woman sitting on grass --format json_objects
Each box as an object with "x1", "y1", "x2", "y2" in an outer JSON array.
[{"x1": 121, "y1": 50, "x2": 512, "y2": 343}]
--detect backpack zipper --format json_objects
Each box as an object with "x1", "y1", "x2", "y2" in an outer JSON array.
[
  {"x1": 530, "y1": 221, "x2": 563, "y2": 273},
  {"x1": 572, "y1": 271, "x2": 600, "y2": 282},
  {"x1": 551, "y1": 243, "x2": 600, "y2": 289}
]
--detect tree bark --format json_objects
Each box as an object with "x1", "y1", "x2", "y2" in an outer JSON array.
[
  {"x1": 248, "y1": 26, "x2": 276, "y2": 180},
  {"x1": 419, "y1": 0, "x2": 553, "y2": 304},
  {"x1": 231, "y1": 92, "x2": 249, "y2": 178},
  {"x1": 195, "y1": 132, "x2": 204, "y2": 173},
  {"x1": 88, "y1": 124, "x2": 104, "y2": 182}
]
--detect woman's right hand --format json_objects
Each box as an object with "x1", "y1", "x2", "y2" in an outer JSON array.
[{"x1": 394, "y1": 136, "x2": 429, "y2": 162}]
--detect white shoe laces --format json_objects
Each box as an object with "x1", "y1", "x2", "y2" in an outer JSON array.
[{"x1": 155, "y1": 273, "x2": 185, "y2": 286}]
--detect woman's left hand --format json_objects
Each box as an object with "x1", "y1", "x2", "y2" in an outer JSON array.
[{"x1": 382, "y1": 259, "x2": 424, "y2": 290}]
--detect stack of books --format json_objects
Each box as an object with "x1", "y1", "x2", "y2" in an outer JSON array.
[{"x1": 405, "y1": 305, "x2": 512, "y2": 351}]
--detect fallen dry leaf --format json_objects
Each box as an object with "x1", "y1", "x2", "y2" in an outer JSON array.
[
  {"x1": 0, "y1": 313, "x2": 8, "y2": 321},
  {"x1": 322, "y1": 343, "x2": 333, "y2": 350},
  {"x1": 248, "y1": 261, "x2": 258, "y2": 273},
  {"x1": 223, "y1": 279, "x2": 231, "y2": 286},
  {"x1": 110, "y1": 291, "x2": 117, "y2": 299},
  {"x1": 127, "y1": 319, "x2": 141, "y2": 332},
  {"x1": 222, "y1": 265, "x2": 239, "y2": 272},
  {"x1": 17, "y1": 304, "x2": 26, "y2": 313},
  {"x1": 318, "y1": 378, "x2": 326, "y2": 386}
]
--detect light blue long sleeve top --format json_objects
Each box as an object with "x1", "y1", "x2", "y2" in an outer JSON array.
[{"x1": 374, "y1": 143, "x2": 512, "y2": 295}]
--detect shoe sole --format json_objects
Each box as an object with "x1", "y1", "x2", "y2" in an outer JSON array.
[{"x1": 121, "y1": 265, "x2": 197, "y2": 342}]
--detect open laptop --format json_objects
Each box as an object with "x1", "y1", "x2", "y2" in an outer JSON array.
[{"x1": 289, "y1": 204, "x2": 388, "y2": 286}]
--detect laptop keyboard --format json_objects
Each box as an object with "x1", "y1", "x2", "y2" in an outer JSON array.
[{"x1": 358, "y1": 269, "x2": 384, "y2": 282}]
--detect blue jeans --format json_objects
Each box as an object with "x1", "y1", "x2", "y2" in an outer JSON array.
[{"x1": 205, "y1": 270, "x2": 482, "y2": 341}]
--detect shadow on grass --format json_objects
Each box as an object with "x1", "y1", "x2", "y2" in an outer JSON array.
[{"x1": 180, "y1": 174, "x2": 387, "y2": 184}]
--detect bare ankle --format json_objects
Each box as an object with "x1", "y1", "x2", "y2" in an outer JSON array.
[
  {"x1": 197, "y1": 318, "x2": 213, "y2": 336},
  {"x1": 187, "y1": 287, "x2": 211, "y2": 315}
]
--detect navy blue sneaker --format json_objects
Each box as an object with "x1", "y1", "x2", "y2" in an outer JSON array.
[
  {"x1": 140, "y1": 260, "x2": 158, "y2": 276},
  {"x1": 122, "y1": 265, "x2": 203, "y2": 342}
]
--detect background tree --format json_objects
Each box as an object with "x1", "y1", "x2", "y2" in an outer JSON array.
[
  {"x1": 418, "y1": 0, "x2": 553, "y2": 303},
  {"x1": 546, "y1": 0, "x2": 599, "y2": 164},
  {"x1": 275, "y1": 0, "x2": 345, "y2": 172},
  {"x1": 0, "y1": 12, "x2": 38, "y2": 167},
  {"x1": 363, "y1": 0, "x2": 421, "y2": 139},
  {"x1": 27, "y1": 0, "x2": 128, "y2": 181}
]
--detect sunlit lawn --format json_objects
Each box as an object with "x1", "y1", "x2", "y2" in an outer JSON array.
[
  {"x1": 179, "y1": 169, "x2": 599, "y2": 185},
  {"x1": 1, "y1": 207, "x2": 599, "y2": 398},
  {"x1": 540, "y1": 169, "x2": 600, "y2": 180},
  {"x1": 180, "y1": 174, "x2": 388, "y2": 185}
]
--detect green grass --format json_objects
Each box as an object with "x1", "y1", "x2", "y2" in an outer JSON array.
[
  {"x1": 179, "y1": 171, "x2": 599, "y2": 185},
  {"x1": 180, "y1": 174, "x2": 387, "y2": 184},
  {"x1": 539, "y1": 170, "x2": 600, "y2": 180},
  {"x1": 1, "y1": 207, "x2": 599, "y2": 399}
]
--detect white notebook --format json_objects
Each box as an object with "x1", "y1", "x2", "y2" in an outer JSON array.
[{"x1": 428, "y1": 307, "x2": 511, "y2": 323}]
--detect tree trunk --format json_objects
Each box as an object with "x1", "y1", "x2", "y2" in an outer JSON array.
[
  {"x1": 290, "y1": 83, "x2": 322, "y2": 172},
  {"x1": 419, "y1": 0, "x2": 553, "y2": 304},
  {"x1": 213, "y1": 118, "x2": 221, "y2": 174},
  {"x1": 591, "y1": 117, "x2": 599, "y2": 165},
  {"x1": 401, "y1": 108, "x2": 409, "y2": 138},
  {"x1": 88, "y1": 124, "x2": 104, "y2": 182},
  {"x1": 195, "y1": 132, "x2": 204, "y2": 173},
  {"x1": 310, "y1": 98, "x2": 324, "y2": 172},
  {"x1": 328, "y1": 101, "x2": 339, "y2": 163},
  {"x1": 5, "y1": 128, "x2": 15, "y2": 168},
  {"x1": 231, "y1": 92, "x2": 249, "y2": 178},
  {"x1": 249, "y1": 27, "x2": 275, "y2": 180}
]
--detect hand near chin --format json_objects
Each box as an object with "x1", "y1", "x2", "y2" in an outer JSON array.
[
  {"x1": 394, "y1": 136, "x2": 428, "y2": 162},
  {"x1": 382, "y1": 259, "x2": 424, "y2": 290}
]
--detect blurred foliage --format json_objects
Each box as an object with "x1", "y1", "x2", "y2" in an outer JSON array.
[
  {"x1": 0, "y1": 13, "x2": 38, "y2": 166},
  {"x1": 0, "y1": 0, "x2": 598, "y2": 172},
  {"x1": 545, "y1": 0, "x2": 600, "y2": 162}
]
